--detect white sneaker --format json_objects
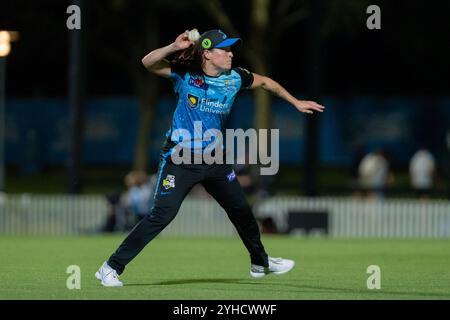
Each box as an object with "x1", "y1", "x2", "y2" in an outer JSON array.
[
  {"x1": 250, "y1": 257, "x2": 295, "y2": 278},
  {"x1": 95, "y1": 262, "x2": 123, "y2": 287}
]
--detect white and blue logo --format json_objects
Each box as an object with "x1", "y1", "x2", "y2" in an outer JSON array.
[
  {"x1": 226, "y1": 170, "x2": 236, "y2": 182},
  {"x1": 218, "y1": 30, "x2": 227, "y2": 39}
]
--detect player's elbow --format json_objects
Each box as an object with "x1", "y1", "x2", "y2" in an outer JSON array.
[
  {"x1": 141, "y1": 53, "x2": 157, "y2": 70},
  {"x1": 260, "y1": 76, "x2": 273, "y2": 90},
  {"x1": 141, "y1": 57, "x2": 152, "y2": 69}
]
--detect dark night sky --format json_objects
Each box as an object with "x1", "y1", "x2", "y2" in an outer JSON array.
[{"x1": 1, "y1": 0, "x2": 449, "y2": 98}]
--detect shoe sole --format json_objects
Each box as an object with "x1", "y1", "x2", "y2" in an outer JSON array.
[
  {"x1": 95, "y1": 271, "x2": 123, "y2": 287},
  {"x1": 250, "y1": 261, "x2": 295, "y2": 278}
]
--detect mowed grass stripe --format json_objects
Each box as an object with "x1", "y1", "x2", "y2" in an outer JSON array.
[{"x1": 0, "y1": 235, "x2": 449, "y2": 299}]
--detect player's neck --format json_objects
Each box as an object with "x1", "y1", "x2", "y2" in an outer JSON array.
[{"x1": 202, "y1": 64, "x2": 223, "y2": 77}]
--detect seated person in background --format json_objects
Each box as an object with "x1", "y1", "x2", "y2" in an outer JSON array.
[
  {"x1": 409, "y1": 147, "x2": 436, "y2": 199},
  {"x1": 102, "y1": 170, "x2": 157, "y2": 232},
  {"x1": 358, "y1": 149, "x2": 394, "y2": 200},
  {"x1": 102, "y1": 193, "x2": 121, "y2": 233},
  {"x1": 233, "y1": 152, "x2": 274, "y2": 198},
  {"x1": 234, "y1": 162, "x2": 256, "y2": 196},
  {"x1": 121, "y1": 171, "x2": 157, "y2": 227}
]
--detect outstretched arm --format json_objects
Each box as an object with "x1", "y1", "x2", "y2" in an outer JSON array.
[
  {"x1": 250, "y1": 73, "x2": 324, "y2": 114},
  {"x1": 141, "y1": 30, "x2": 194, "y2": 78}
]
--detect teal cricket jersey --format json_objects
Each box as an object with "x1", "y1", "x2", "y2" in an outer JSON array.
[{"x1": 165, "y1": 65, "x2": 254, "y2": 154}]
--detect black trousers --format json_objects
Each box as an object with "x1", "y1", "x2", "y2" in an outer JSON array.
[{"x1": 107, "y1": 153, "x2": 269, "y2": 274}]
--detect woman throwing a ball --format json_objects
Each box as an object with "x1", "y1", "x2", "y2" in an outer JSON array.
[{"x1": 96, "y1": 29, "x2": 324, "y2": 286}]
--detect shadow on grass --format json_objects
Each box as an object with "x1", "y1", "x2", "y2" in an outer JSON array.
[
  {"x1": 264, "y1": 283, "x2": 450, "y2": 299},
  {"x1": 126, "y1": 278, "x2": 449, "y2": 298},
  {"x1": 126, "y1": 278, "x2": 263, "y2": 287}
]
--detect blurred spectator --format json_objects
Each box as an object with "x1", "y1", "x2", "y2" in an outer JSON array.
[
  {"x1": 233, "y1": 151, "x2": 257, "y2": 196},
  {"x1": 358, "y1": 149, "x2": 394, "y2": 200},
  {"x1": 409, "y1": 148, "x2": 436, "y2": 199},
  {"x1": 102, "y1": 193, "x2": 121, "y2": 232},
  {"x1": 101, "y1": 170, "x2": 157, "y2": 232},
  {"x1": 233, "y1": 152, "x2": 278, "y2": 233},
  {"x1": 234, "y1": 162, "x2": 256, "y2": 196},
  {"x1": 122, "y1": 171, "x2": 157, "y2": 219},
  {"x1": 350, "y1": 145, "x2": 366, "y2": 196},
  {"x1": 260, "y1": 217, "x2": 278, "y2": 234},
  {"x1": 233, "y1": 152, "x2": 274, "y2": 198}
]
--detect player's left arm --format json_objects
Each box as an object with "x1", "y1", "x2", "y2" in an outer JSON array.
[{"x1": 250, "y1": 73, "x2": 325, "y2": 114}]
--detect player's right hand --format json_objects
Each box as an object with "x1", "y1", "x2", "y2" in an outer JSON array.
[{"x1": 173, "y1": 30, "x2": 194, "y2": 51}]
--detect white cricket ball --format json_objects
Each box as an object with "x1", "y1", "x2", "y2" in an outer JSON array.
[{"x1": 188, "y1": 29, "x2": 200, "y2": 42}]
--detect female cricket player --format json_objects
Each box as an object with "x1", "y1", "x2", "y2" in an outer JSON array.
[{"x1": 96, "y1": 29, "x2": 324, "y2": 286}]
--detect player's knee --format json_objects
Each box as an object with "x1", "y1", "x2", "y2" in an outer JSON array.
[
  {"x1": 145, "y1": 206, "x2": 176, "y2": 225},
  {"x1": 226, "y1": 201, "x2": 252, "y2": 216}
]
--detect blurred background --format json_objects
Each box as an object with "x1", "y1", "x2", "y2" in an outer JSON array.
[{"x1": 1, "y1": 0, "x2": 450, "y2": 237}]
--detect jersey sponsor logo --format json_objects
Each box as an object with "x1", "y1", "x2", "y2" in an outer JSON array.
[
  {"x1": 224, "y1": 80, "x2": 234, "y2": 87},
  {"x1": 201, "y1": 38, "x2": 212, "y2": 49},
  {"x1": 162, "y1": 174, "x2": 175, "y2": 190},
  {"x1": 197, "y1": 97, "x2": 230, "y2": 114},
  {"x1": 188, "y1": 76, "x2": 209, "y2": 90},
  {"x1": 200, "y1": 97, "x2": 228, "y2": 109},
  {"x1": 224, "y1": 79, "x2": 237, "y2": 92},
  {"x1": 187, "y1": 94, "x2": 199, "y2": 108}
]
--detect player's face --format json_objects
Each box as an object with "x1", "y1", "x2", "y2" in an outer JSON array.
[{"x1": 209, "y1": 47, "x2": 234, "y2": 71}]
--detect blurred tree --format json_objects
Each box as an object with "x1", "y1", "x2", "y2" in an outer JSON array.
[{"x1": 90, "y1": 0, "x2": 160, "y2": 171}]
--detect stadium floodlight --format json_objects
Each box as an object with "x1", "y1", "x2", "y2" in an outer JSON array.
[
  {"x1": 0, "y1": 31, "x2": 11, "y2": 57},
  {"x1": 0, "y1": 30, "x2": 19, "y2": 192},
  {"x1": 0, "y1": 31, "x2": 18, "y2": 57}
]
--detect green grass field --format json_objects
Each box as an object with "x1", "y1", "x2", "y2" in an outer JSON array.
[{"x1": 1, "y1": 235, "x2": 449, "y2": 300}]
